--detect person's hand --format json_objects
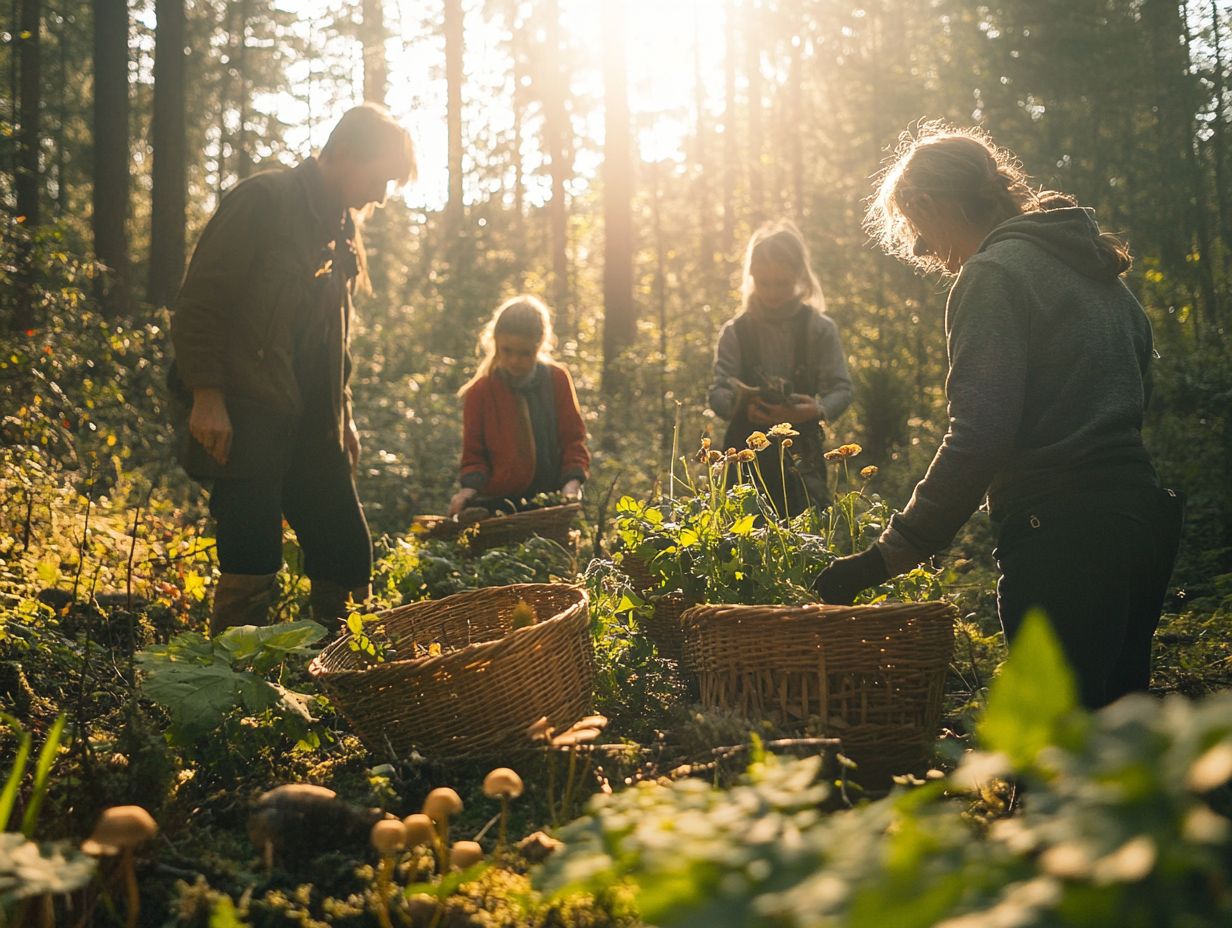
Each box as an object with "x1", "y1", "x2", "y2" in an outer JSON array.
[
  {"x1": 749, "y1": 395, "x2": 823, "y2": 427},
  {"x1": 561, "y1": 479, "x2": 583, "y2": 501},
  {"x1": 344, "y1": 418, "x2": 361, "y2": 474},
  {"x1": 189, "y1": 388, "x2": 233, "y2": 466},
  {"x1": 813, "y1": 545, "x2": 891, "y2": 605},
  {"x1": 448, "y1": 488, "x2": 478, "y2": 517}
]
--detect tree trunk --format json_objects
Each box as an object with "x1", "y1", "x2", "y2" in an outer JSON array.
[
  {"x1": 601, "y1": 0, "x2": 635, "y2": 382},
  {"x1": 233, "y1": 0, "x2": 253, "y2": 179},
  {"x1": 445, "y1": 0, "x2": 464, "y2": 224},
  {"x1": 745, "y1": 0, "x2": 764, "y2": 224},
  {"x1": 148, "y1": 0, "x2": 187, "y2": 307},
  {"x1": 722, "y1": 0, "x2": 737, "y2": 252},
  {"x1": 92, "y1": 0, "x2": 130, "y2": 314},
  {"x1": 693, "y1": 8, "x2": 713, "y2": 272},
  {"x1": 361, "y1": 0, "x2": 387, "y2": 105},
  {"x1": 542, "y1": 0, "x2": 571, "y2": 333},
  {"x1": 55, "y1": 6, "x2": 67, "y2": 214},
  {"x1": 1180, "y1": 2, "x2": 1221, "y2": 333},
  {"x1": 16, "y1": 0, "x2": 41, "y2": 227},
  {"x1": 1211, "y1": 0, "x2": 1231, "y2": 278}
]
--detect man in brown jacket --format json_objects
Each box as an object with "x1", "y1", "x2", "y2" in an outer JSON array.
[{"x1": 171, "y1": 104, "x2": 415, "y2": 634}]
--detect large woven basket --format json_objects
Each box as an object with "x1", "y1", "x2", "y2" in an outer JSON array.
[
  {"x1": 309, "y1": 584, "x2": 594, "y2": 760},
  {"x1": 414, "y1": 502, "x2": 582, "y2": 554},
  {"x1": 682, "y1": 601, "x2": 957, "y2": 782}
]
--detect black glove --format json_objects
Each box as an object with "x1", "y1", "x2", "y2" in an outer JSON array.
[{"x1": 813, "y1": 545, "x2": 891, "y2": 605}]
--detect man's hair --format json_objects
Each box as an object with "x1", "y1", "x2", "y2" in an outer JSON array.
[{"x1": 321, "y1": 103, "x2": 417, "y2": 186}]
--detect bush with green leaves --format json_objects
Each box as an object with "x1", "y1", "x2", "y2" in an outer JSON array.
[{"x1": 537, "y1": 613, "x2": 1232, "y2": 927}]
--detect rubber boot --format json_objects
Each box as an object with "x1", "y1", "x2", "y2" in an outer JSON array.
[
  {"x1": 309, "y1": 579, "x2": 371, "y2": 628},
  {"x1": 210, "y1": 573, "x2": 278, "y2": 637}
]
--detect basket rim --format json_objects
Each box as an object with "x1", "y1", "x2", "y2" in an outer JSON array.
[
  {"x1": 308, "y1": 582, "x2": 588, "y2": 679},
  {"x1": 680, "y1": 600, "x2": 957, "y2": 627},
  {"x1": 413, "y1": 501, "x2": 583, "y2": 532}
]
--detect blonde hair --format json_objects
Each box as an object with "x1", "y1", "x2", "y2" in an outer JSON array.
[
  {"x1": 458, "y1": 295, "x2": 556, "y2": 395},
  {"x1": 867, "y1": 120, "x2": 1130, "y2": 276},
  {"x1": 741, "y1": 220, "x2": 827, "y2": 313}
]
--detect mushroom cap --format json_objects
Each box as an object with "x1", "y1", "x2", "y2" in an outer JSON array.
[
  {"x1": 401, "y1": 813, "x2": 435, "y2": 846},
  {"x1": 451, "y1": 840, "x2": 484, "y2": 869},
  {"x1": 551, "y1": 727, "x2": 600, "y2": 747},
  {"x1": 517, "y1": 830, "x2": 564, "y2": 864},
  {"x1": 422, "y1": 787, "x2": 463, "y2": 821},
  {"x1": 370, "y1": 818, "x2": 408, "y2": 855},
  {"x1": 257, "y1": 783, "x2": 337, "y2": 805},
  {"x1": 82, "y1": 805, "x2": 158, "y2": 856},
  {"x1": 482, "y1": 767, "x2": 524, "y2": 800}
]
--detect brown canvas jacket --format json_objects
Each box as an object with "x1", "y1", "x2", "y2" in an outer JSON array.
[{"x1": 171, "y1": 158, "x2": 355, "y2": 469}]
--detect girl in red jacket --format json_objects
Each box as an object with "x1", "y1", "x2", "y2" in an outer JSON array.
[{"x1": 449, "y1": 296, "x2": 590, "y2": 516}]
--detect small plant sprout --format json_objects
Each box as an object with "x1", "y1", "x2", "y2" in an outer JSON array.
[
  {"x1": 422, "y1": 787, "x2": 463, "y2": 870},
  {"x1": 483, "y1": 767, "x2": 524, "y2": 850},
  {"x1": 369, "y1": 818, "x2": 407, "y2": 928},
  {"x1": 82, "y1": 805, "x2": 158, "y2": 928},
  {"x1": 450, "y1": 840, "x2": 484, "y2": 870}
]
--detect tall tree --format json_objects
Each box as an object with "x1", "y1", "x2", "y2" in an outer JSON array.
[
  {"x1": 92, "y1": 0, "x2": 130, "y2": 313},
  {"x1": 541, "y1": 0, "x2": 572, "y2": 333},
  {"x1": 722, "y1": 0, "x2": 737, "y2": 252},
  {"x1": 148, "y1": 0, "x2": 187, "y2": 307},
  {"x1": 361, "y1": 0, "x2": 387, "y2": 105},
  {"x1": 601, "y1": 0, "x2": 635, "y2": 380},
  {"x1": 745, "y1": 0, "x2": 764, "y2": 223},
  {"x1": 445, "y1": 0, "x2": 464, "y2": 223},
  {"x1": 16, "y1": 0, "x2": 41, "y2": 226}
]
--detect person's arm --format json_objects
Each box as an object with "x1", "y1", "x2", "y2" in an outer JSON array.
[
  {"x1": 816, "y1": 262, "x2": 1029, "y2": 603},
  {"x1": 876, "y1": 261, "x2": 1029, "y2": 574},
  {"x1": 707, "y1": 322, "x2": 742, "y2": 421},
  {"x1": 814, "y1": 315, "x2": 853, "y2": 422},
  {"x1": 555, "y1": 366, "x2": 590, "y2": 495},
  {"x1": 458, "y1": 380, "x2": 491, "y2": 486},
  {"x1": 172, "y1": 181, "x2": 271, "y2": 463}
]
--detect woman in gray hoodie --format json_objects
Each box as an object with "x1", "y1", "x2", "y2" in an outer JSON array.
[{"x1": 814, "y1": 124, "x2": 1183, "y2": 710}]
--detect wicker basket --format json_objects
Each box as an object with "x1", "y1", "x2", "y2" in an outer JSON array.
[
  {"x1": 681, "y1": 601, "x2": 957, "y2": 782},
  {"x1": 618, "y1": 553, "x2": 657, "y2": 593},
  {"x1": 643, "y1": 592, "x2": 691, "y2": 662},
  {"x1": 413, "y1": 502, "x2": 582, "y2": 554},
  {"x1": 308, "y1": 584, "x2": 594, "y2": 760}
]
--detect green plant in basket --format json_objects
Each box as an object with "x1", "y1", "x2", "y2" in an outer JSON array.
[{"x1": 614, "y1": 431, "x2": 940, "y2": 606}]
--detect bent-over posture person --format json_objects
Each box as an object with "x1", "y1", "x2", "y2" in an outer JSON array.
[
  {"x1": 814, "y1": 124, "x2": 1183, "y2": 710},
  {"x1": 449, "y1": 295, "x2": 590, "y2": 517},
  {"x1": 171, "y1": 104, "x2": 416, "y2": 634}
]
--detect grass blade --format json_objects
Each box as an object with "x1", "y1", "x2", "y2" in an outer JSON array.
[
  {"x1": 21, "y1": 714, "x2": 67, "y2": 838},
  {"x1": 0, "y1": 718, "x2": 32, "y2": 832}
]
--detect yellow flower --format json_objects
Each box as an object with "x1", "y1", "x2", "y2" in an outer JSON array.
[
  {"x1": 736, "y1": 449, "x2": 756, "y2": 463},
  {"x1": 767, "y1": 423, "x2": 799, "y2": 438},
  {"x1": 860, "y1": 465, "x2": 879, "y2": 479},
  {"x1": 836, "y1": 443, "x2": 863, "y2": 458},
  {"x1": 701, "y1": 437, "x2": 711, "y2": 451},
  {"x1": 707, "y1": 450, "x2": 723, "y2": 465},
  {"x1": 746, "y1": 431, "x2": 771, "y2": 452},
  {"x1": 823, "y1": 449, "x2": 843, "y2": 462},
  {"x1": 781, "y1": 438, "x2": 794, "y2": 449}
]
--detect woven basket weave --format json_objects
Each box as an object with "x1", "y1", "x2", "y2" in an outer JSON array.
[
  {"x1": 682, "y1": 601, "x2": 956, "y2": 781},
  {"x1": 414, "y1": 502, "x2": 582, "y2": 554},
  {"x1": 309, "y1": 584, "x2": 594, "y2": 760},
  {"x1": 643, "y1": 592, "x2": 691, "y2": 662}
]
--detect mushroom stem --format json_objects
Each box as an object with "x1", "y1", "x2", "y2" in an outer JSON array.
[
  {"x1": 498, "y1": 797, "x2": 509, "y2": 852},
  {"x1": 121, "y1": 848, "x2": 139, "y2": 928},
  {"x1": 560, "y1": 747, "x2": 579, "y2": 824}
]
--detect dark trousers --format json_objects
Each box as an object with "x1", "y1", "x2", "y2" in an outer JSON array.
[
  {"x1": 994, "y1": 484, "x2": 1184, "y2": 710},
  {"x1": 209, "y1": 430, "x2": 372, "y2": 588}
]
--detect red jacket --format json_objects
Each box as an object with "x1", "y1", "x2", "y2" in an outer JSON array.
[{"x1": 460, "y1": 362, "x2": 590, "y2": 499}]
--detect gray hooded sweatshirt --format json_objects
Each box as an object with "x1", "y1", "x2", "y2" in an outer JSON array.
[{"x1": 877, "y1": 208, "x2": 1156, "y2": 575}]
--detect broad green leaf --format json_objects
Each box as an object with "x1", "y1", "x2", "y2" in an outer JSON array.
[
  {"x1": 138, "y1": 660, "x2": 279, "y2": 742},
  {"x1": 0, "y1": 834, "x2": 96, "y2": 902},
  {"x1": 35, "y1": 555, "x2": 60, "y2": 586},
  {"x1": 731, "y1": 514, "x2": 757, "y2": 537},
  {"x1": 978, "y1": 610, "x2": 1082, "y2": 768},
  {"x1": 214, "y1": 619, "x2": 327, "y2": 673}
]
